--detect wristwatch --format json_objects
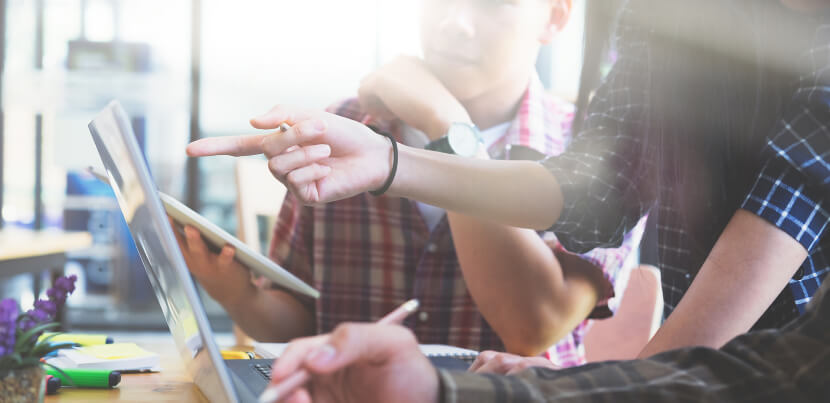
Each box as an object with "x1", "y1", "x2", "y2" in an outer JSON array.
[{"x1": 425, "y1": 122, "x2": 482, "y2": 157}]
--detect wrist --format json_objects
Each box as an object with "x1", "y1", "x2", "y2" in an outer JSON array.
[
  {"x1": 369, "y1": 132, "x2": 398, "y2": 196},
  {"x1": 385, "y1": 144, "x2": 417, "y2": 198}
]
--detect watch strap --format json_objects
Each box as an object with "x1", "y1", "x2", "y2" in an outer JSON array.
[{"x1": 425, "y1": 136, "x2": 455, "y2": 154}]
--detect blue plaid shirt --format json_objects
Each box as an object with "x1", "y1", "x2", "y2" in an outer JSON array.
[{"x1": 543, "y1": 1, "x2": 830, "y2": 328}]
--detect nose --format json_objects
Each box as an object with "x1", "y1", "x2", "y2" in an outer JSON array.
[{"x1": 437, "y1": 0, "x2": 476, "y2": 39}]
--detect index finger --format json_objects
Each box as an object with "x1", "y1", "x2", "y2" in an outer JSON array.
[{"x1": 186, "y1": 134, "x2": 270, "y2": 157}]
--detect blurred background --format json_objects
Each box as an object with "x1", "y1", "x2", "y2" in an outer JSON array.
[{"x1": 0, "y1": 0, "x2": 589, "y2": 332}]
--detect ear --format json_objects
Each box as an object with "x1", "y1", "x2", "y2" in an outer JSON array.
[{"x1": 539, "y1": 0, "x2": 572, "y2": 44}]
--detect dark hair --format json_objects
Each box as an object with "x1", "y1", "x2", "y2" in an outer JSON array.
[
  {"x1": 645, "y1": 1, "x2": 814, "y2": 253},
  {"x1": 578, "y1": 0, "x2": 817, "y2": 256}
]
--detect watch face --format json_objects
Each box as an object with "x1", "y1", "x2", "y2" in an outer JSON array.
[{"x1": 447, "y1": 123, "x2": 479, "y2": 157}]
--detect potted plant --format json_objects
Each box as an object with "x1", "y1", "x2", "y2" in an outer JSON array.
[{"x1": 0, "y1": 275, "x2": 78, "y2": 403}]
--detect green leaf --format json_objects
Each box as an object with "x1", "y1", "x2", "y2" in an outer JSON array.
[
  {"x1": 41, "y1": 362, "x2": 74, "y2": 387},
  {"x1": 14, "y1": 322, "x2": 60, "y2": 351},
  {"x1": 37, "y1": 332, "x2": 63, "y2": 345},
  {"x1": 31, "y1": 342, "x2": 76, "y2": 358}
]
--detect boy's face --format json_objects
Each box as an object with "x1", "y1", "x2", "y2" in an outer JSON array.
[{"x1": 420, "y1": 0, "x2": 567, "y2": 101}]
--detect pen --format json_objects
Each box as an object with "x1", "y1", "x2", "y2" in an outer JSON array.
[
  {"x1": 40, "y1": 332, "x2": 114, "y2": 346},
  {"x1": 46, "y1": 368, "x2": 122, "y2": 388},
  {"x1": 258, "y1": 299, "x2": 420, "y2": 403}
]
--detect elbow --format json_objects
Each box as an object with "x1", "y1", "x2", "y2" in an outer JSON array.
[
  {"x1": 499, "y1": 311, "x2": 573, "y2": 357},
  {"x1": 502, "y1": 337, "x2": 555, "y2": 357},
  {"x1": 499, "y1": 299, "x2": 595, "y2": 357}
]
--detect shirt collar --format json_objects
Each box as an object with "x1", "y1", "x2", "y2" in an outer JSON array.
[{"x1": 490, "y1": 73, "x2": 573, "y2": 159}]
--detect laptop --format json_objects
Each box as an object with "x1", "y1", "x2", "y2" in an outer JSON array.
[
  {"x1": 87, "y1": 100, "x2": 316, "y2": 402},
  {"x1": 87, "y1": 101, "x2": 472, "y2": 403}
]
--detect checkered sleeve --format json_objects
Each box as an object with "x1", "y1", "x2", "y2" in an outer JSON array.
[
  {"x1": 541, "y1": 5, "x2": 656, "y2": 254},
  {"x1": 741, "y1": 24, "x2": 830, "y2": 254},
  {"x1": 268, "y1": 193, "x2": 315, "y2": 288},
  {"x1": 266, "y1": 97, "x2": 368, "y2": 287},
  {"x1": 438, "y1": 369, "x2": 548, "y2": 403}
]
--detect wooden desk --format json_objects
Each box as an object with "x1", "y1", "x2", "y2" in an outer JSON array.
[
  {"x1": 45, "y1": 333, "x2": 244, "y2": 402},
  {"x1": 0, "y1": 229, "x2": 92, "y2": 277},
  {"x1": 0, "y1": 229, "x2": 92, "y2": 299}
]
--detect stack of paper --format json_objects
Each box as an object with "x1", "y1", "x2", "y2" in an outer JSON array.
[{"x1": 46, "y1": 343, "x2": 160, "y2": 372}]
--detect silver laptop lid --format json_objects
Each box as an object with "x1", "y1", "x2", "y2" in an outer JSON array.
[{"x1": 88, "y1": 100, "x2": 238, "y2": 403}]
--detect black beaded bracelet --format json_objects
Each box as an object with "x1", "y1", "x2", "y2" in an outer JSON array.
[{"x1": 369, "y1": 133, "x2": 398, "y2": 196}]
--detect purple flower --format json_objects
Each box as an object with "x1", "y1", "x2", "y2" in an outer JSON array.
[
  {"x1": 18, "y1": 276, "x2": 79, "y2": 341},
  {"x1": 46, "y1": 288, "x2": 66, "y2": 303},
  {"x1": 46, "y1": 275, "x2": 77, "y2": 305},
  {"x1": 33, "y1": 300, "x2": 57, "y2": 318},
  {"x1": 0, "y1": 299, "x2": 19, "y2": 357},
  {"x1": 0, "y1": 299, "x2": 17, "y2": 323}
]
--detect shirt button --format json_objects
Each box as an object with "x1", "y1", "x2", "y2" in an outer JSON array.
[
  {"x1": 418, "y1": 311, "x2": 429, "y2": 322},
  {"x1": 426, "y1": 243, "x2": 438, "y2": 253},
  {"x1": 684, "y1": 273, "x2": 691, "y2": 280}
]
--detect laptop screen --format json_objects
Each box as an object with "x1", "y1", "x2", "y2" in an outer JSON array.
[{"x1": 88, "y1": 101, "x2": 238, "y2": 403}]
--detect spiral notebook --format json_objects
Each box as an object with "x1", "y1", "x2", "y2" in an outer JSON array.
[{"x1": 254, "y1": 342, "x2": 479, "y2": 363}]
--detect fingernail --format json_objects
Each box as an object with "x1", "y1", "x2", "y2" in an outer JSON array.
[
  {"x1": 306, "y1": 344, "x2": 336, "y2": 367},
  {"x1": 311, "y1": 145, "x2": 331, "y2": 158}
]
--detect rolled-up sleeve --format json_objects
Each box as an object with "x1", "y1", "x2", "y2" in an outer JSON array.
[{"x1": 742, "y1": 23, "x2": 830, "y2": 253}]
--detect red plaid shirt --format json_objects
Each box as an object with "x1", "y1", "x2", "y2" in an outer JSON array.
[{"x1": 269, "y1": 75, "x2": 646, "y2": 367}]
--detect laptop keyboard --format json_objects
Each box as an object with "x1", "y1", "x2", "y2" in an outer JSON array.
[{"x1": 253, "y1": 363, "x2": 272, "y2": 380}]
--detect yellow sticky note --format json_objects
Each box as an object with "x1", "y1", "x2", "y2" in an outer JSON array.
[{"x1": 75, "y1": 343, "x2": 155, "y2": 360}]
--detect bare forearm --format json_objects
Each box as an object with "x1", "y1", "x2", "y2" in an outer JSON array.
[
  {"x1": 221, "y1": 289, "x2": 314, "y2": 342},
  {"x1": 447, "y1": 213, "x2": 603, "y2": 356},
  {"x1": 637, "y1": 210, "x2": 807, "y2": 358},
  {"x1": 388, "y1": 146, "x2": 563, "y2": 231}
]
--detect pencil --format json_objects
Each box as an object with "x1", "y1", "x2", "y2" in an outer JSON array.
[{"x1": 258, "y1": 299, "x2": 420, "y2": 403}]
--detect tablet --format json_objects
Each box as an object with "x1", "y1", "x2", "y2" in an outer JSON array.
[
  {"x1": 160, "y1": 193, "x2": 319, "y2": 299},
  {"x1": 88, "y1": 168, "x2": 318, "y2": 299}
]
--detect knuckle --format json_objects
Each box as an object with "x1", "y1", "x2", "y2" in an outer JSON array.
[
  {"x1": 268, "y1": 158, "x2": 287, "y2": 177},
  {"x1": 479, "y1": 351, "x2": 496, "y2": 362},
  {"x1": 285, "y1": 169, "x2": 301, "y2": 185},
  {"x1": 332, "y1": 323, "x2": 358, "y2": 344}
]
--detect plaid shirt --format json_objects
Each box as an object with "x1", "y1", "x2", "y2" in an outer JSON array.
[
  {"x1": 438, "y1": 265, "x2": 830, "y2": 402},
  {"x1": 542, "y1": 1, "x2": 830, "y2": 328},
  {"x1": 270, "y1": 75, "x2": 646, "y2": 367}
]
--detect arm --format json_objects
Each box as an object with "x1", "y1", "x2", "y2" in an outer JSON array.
[
  {"x1": 446, "y1": 212, "x2": 606, "y2": 356},
  {"x1": 173, "y1": 224, "x2": 314, "y2": 341},
  {"x1": 188, "y1": 111, "x2": 564, "y2": 230},
  {"x1": 213, "y1": 281, "x2": 314, "y2": 343},
  {"x1": 637, "y1": 210, "x2": 807, "y2": 357}
]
